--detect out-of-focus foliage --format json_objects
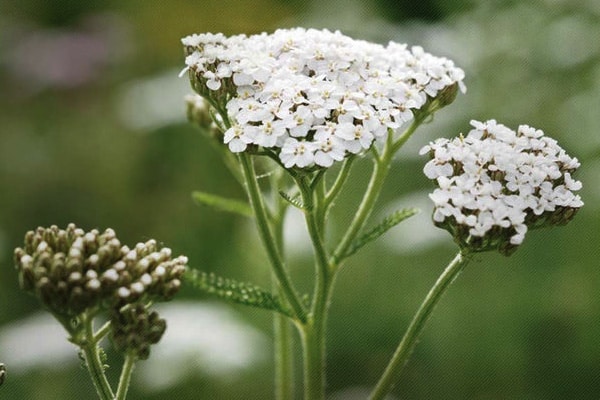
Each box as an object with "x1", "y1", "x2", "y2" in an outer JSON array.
[{"x1": 1, "y1": 0, "x2": 599, "y2": 398}]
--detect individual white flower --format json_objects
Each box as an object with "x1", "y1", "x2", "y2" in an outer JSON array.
[
  {"x1": 313, "y1": 131, "x2": 346, "y2": 167},
  {"x1": 253, "y1": 119, "x2": 288, "y2": 148},
  {"x1": 280, "y1": 138, "x2": 316, "y2": 168},
  {"x1": 288, "y1": 105, "x2": 315, "y2": 137},
  {"x1": 182, "y1": 28, "x2": 466, "y2": 169},
  {"x1": 335, "y1": 122, "x2": 374, "y2": 154},
  {"x1": 223, "y1": 124, "x2": 254, "y2": 152},
  {"x1": 421, "y1": 120, "x2": 583, "y2": 255}
]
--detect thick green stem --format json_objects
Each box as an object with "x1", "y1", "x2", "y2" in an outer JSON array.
[
  {"x1": 239, "y1": 153, "x2": 306, "y2": 322},
  {"x1": 301, "y1": 317, "x2": 327, "y2": 400},
  {"x1": 81, "y1": 316, "x2": 114, "y2": 400},
  {"x1": 369, "y1": 251, "x2": 472, "y2": 400},
  {"x1": 274, "y1": 313, "x2": 295, "y2": 400},
  {"x1": 115, "y1": 353, "x2": 136, "y2": 400}
]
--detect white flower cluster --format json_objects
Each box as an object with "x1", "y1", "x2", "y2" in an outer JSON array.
[
  {"x1": 181, "y1": 28, "x2": 465, "y2": 168},
  {"x1": 420, "y1": 120, "x2": 583, "y2": 254}
]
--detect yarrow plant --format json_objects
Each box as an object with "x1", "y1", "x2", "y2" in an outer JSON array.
[
  {"x1": 13, "y1": 224, "x2": 187, "y2": 399},
  {"x1": 179, "y1": 27, "x2": 582, "y2": 400},
  {"x1": 10, "y1": 27, "x2": 582, "y2": 400}
]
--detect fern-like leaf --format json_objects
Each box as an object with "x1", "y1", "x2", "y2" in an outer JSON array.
[
  {"x1": 185, "y1": 270, "x2": 293, "y2": 318},
  {"x1": 192, "y1": 191, "x2": 252, "y2": 217},
  {"x1": 344, "y1": 208, "x2": 420, "y2": 258},
  {"x1": 278, "y1": 191, "x2": 305, "y2": 210}
]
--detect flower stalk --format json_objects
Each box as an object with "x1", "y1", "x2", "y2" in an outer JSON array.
[
  {"x1": 369, "y1": 251, "x2": 472, "y2": 400},
  {"x1": 239, "y1": 153, "x2": 307, "y2": 323},
  {"x1": 115, "y1": 353, "x2": 137, "y2": 400},
  {"x1": 80, "y1": 315, "x2": 114, "y2": 400}
]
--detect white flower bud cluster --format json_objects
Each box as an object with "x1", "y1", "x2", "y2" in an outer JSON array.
[
  {"x1": 112, "y1": 239, "x2": 187, "y2": 305},
  {"x1": 181, "y1": 28, "x2": 465, "y2": 168},
  {"x1": 420, "y1": 120, "x2": 583, "y2": 255}
]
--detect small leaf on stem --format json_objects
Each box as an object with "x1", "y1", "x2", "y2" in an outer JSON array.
[
  {"x1": 186, "y1": 269, "x2": 294, "y2": 318},
  {"x1": 278, "y1": 191, "x2": 305, "y2": 210},
  {"x1": 191, "y1": 191, "x2": 253, "y2": 217},
  {"x1": 344, "y1": 208, "x2": 420, "y2": 258}
]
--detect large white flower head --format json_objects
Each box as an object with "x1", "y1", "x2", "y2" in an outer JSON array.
[
  {"x1": 182, "y1": 28, "x2": 465, "y2": 169},
  {"x1": 420, "y1": 120, "x2": 583, "y2": 255}
]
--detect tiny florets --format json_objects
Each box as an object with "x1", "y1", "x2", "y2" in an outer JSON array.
[
  {"x1": 14, "y1": 224, "x2": 188, "y2": 316},
  {"x1": 420, "y1": 120, "x2": 583, "y2": 255},
  {"x1": 182, "y1": 28, "x2": 465, "y2": 169},
  {"x1": 14, "y1": 224, "x2": 124, "y2": 316}
]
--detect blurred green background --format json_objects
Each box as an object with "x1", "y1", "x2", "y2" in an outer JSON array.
[{"x1": 1, "y1": 0, "x2": 599, "y2": 399}]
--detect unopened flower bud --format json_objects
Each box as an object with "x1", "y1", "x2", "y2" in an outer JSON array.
[
  {"x1": 417, "y1": 82, "x2": 461, "y2": 118},
  {"x1": 15, "y1": 221, "x2": 188, "y2": 367},
  {"x1": 110, "y1": 303, "x2": 167, "y2": 360},
  {"x1": 185, "y1": 94, "x2": 215, "y2": 131}
]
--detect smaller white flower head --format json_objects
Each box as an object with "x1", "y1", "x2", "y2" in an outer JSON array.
[{"x1": 421, "y1": 120, "x2": 583, "y2": 255}]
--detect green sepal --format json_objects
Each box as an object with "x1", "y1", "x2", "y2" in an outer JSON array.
[
  {"x1": 186, "y1": 270, "x2": 293, "y2": 318},
  {"x1": 344, "y1": 208, "x2": 420, "y2": 258},
  {"x1": 278, "y1": 191, "x2": 305, "y2": 210},
  {"x1": 191, "y1": 191, "x2": 253, "y2": 217}
]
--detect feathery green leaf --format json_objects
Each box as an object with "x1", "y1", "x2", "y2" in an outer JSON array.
[
  {"x1": 344, "y1": 208, "x2": 420, "y2": 258},
  {"x1": 185, "y1": 270, "x2": 293, "y2": 317},
  {"x1": 278, "y1": 191, "x2": 305, "y2": 210}
]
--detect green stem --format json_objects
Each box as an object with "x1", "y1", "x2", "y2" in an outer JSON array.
[
  {"x1": 331, "y1": 149, "x2": 391, "y2": 266},
  {"x1": 313, "y1": 173, "x2": 327, "y2": 233},
  {"x1": 301, "y1": 317, "x2": 327, "y2": 400},
  {"x1": 392, "y1": 115, "x2": 424, "y2": 154},
  {"x1": 369, "y1": 251, "x2": 472, "y2": 400},
  {"x1": 115, "y1": 353, "x2": 136, "y2": 400},
  {"x1": 297, "y1": 175, "x2": 333, "y2": 400},
  {"x1": 81, "y1": 316, "x2": 114, "y2": 400},
  {"x1": 271, "y1": 185, "x2": 295, "y2": 400},
  {"x1": 93, "y1": 320, "x2": 111, "y2": 343},
  {"x1": 274, "y1": 313, "x2": 295, "y2": 400},
  {"x1": 332, "y1": 120, "x2": 423, "y2": 266},
  {"x1": 323, "y1": 156, "x2": 355, "y2": 217},
  {"x1": 239, "y1": 153, "x2": 306, "y2": 322},
  {"x1": 298, "y1": 176, "x2": 330, "y2": 279}
]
